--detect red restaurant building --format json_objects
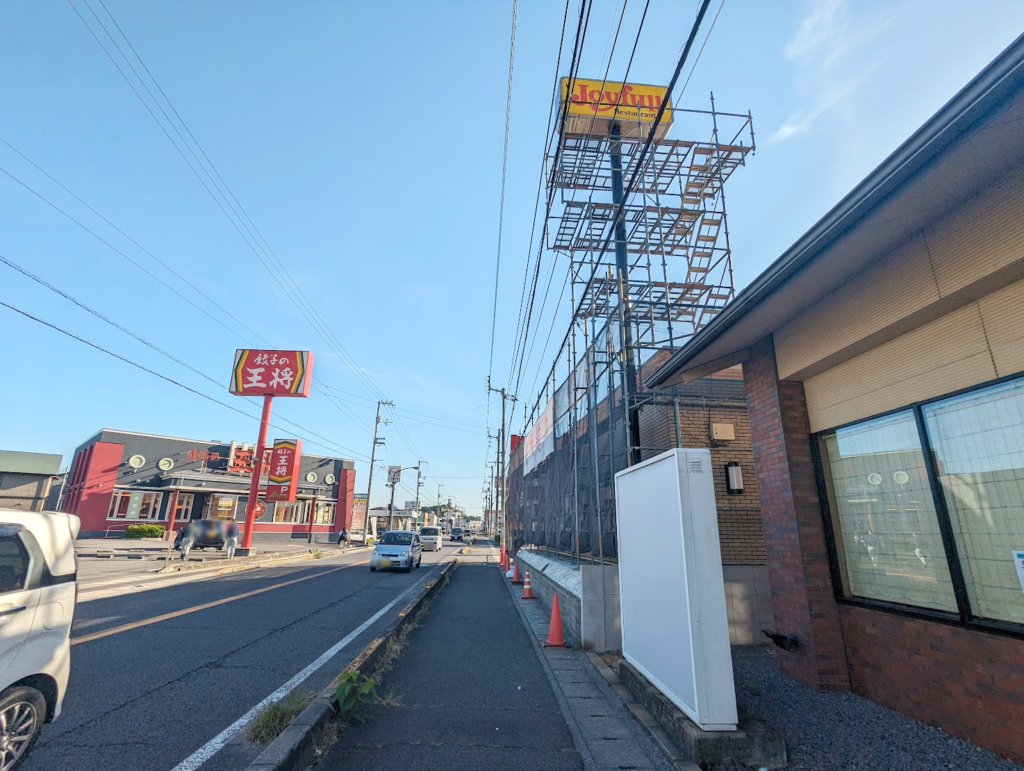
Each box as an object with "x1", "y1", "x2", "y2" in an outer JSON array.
[{"x1": 62, "y1": 429, "x2": 356, "y2": 542}]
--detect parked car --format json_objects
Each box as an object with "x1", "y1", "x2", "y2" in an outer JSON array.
[
  {"x1": 451, "y1": 527, "x2": 464, "y2": 542},
  {"x1": 370, "y1": 531, "x2": 422, "y2": 573},
  {"x1": 174, "y1": 519, "x2": 228, "y2": 551},
  {"x1": 419, "y1": 526, "x2": 442, "y2": 552},
  {"x1": 0, "y1": 508, "x2": 80, "y2": 769}
]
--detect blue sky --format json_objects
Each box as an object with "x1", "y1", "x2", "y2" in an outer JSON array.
[{"x1": 2, "y1": 1, "x2": 1022, "y2": 513}]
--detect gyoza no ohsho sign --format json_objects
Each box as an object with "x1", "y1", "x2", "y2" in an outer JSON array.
[
  {"x1": 266, "y1": 439, "x2": 302, "y2": 502},
  {"x1": 230, "y1": 350, "x2": 313, "y2": 397}
]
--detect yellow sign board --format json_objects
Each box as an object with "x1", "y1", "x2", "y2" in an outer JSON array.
[{"x1": 559, "y1": 77, "x2": 673, "y2": 134}]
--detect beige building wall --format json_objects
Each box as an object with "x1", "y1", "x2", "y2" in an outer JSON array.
[
  {"x1": 0, "y1": 473, "x2": 54, "y2": 512},
  {"x1": 772, "y1": 164, "x2": 1024, "y2": 432}
]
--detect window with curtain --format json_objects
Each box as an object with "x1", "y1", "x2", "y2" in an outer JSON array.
[
  {"x1": 314, "y1": 502, "x2": 335, "y2": 525},
  {"x1": 923, "y1": 378, "x2": 1024, "y2": 625},
  {"x1": 819, "y1": 411, "x2": 958, "y2": 612},
  {"x1": 273, "y1": 501, "x2": 309, "y2": 524}
]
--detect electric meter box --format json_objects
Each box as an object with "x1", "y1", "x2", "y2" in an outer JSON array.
[{"x1": 614, "y1": 448, "x2": 737, "y2": 731}]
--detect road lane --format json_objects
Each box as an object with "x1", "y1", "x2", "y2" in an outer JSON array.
[{"x1": 23, "y1": 542, "x2": 462, "y2": 771}]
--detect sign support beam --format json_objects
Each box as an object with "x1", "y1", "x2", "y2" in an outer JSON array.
[{"x1": 239, "y1": 394, "x2": 273, "y2": 553}]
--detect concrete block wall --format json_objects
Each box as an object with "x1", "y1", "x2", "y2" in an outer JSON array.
[
  {"x1": 723, "y1": 566, "x2": 774, "y2": 645},
  {"x1": 515, "y1": 553, "x2": 582, "y2": 647},
  {"x1": 580, "y1": 565, "x2": 622, "y2": 652}
]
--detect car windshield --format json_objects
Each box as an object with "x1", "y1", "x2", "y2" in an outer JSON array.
[
  {"x1": 422, "y1": 528, "x2": 439, "y2": 536},
  {"x1": 380, "y1": 532, "x2": 413, "y2": 545}
]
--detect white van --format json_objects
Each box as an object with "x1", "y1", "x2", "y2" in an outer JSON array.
[
  {"x1": 0, "y1": 508, "x2": 80, "y2": 768},
  {"x1": 419, "y1": 526, "x2": 442, "y2": 551}
]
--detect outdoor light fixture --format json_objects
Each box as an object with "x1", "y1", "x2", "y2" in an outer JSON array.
[{"x1": 725, "y1": 462, "x2": 744, "y2": 495}]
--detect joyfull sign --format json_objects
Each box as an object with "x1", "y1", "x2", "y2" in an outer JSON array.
[{"x1": 266, "y1": 439, "x2": 302, "y2": 502}]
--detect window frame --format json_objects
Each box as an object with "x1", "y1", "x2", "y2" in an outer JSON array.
[
  {"x1": 812, "y1": 371, "x2": 1024, "y2": 640},
  {"x1": 273, "y1": 500, "x2": 310, "y2": 524}
]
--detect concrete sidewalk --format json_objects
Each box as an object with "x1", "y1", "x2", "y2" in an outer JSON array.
[{"x1": 321, "y1": 564, "x2": 583, "y2": 770}]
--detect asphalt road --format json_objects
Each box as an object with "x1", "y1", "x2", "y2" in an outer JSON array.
[{"x1": 23, "y1": 540, "x2": 466, "y2": 771}]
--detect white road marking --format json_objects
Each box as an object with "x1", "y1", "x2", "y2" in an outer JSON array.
[{"x1": 171, "y1": 574, "x2": 429, "y2": 771}]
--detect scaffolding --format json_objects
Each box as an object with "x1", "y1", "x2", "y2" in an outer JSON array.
[{"x1": 508, "y1": 91, "x2": 754, "y2": 563}]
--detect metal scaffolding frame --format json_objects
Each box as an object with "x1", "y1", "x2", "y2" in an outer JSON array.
[{"x1": 509, "y1": 95, "x2": 754, "y2": 564}]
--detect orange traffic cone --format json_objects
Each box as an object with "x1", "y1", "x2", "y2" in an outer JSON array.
[
  {"x1": 500, "y1": 547, "x2": 507, "y2": 570},
  {"x1": 521, "y1": 569, "x2": 536, "y2": 600},
  {"x1": 511, "y1": 559, "x2": 524, "y2": 585},
  {"x1": 545, "y1": 593, "x2": 566, "y2": 648}
]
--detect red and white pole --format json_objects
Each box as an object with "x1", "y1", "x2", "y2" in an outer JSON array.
[{"x1": 240, "y1": 394, "x2": 273, "y2": 550}]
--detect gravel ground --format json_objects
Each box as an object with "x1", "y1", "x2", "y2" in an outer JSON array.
[{"x1": 721, "y1": 646, "x2": 1021, "y2": 771}]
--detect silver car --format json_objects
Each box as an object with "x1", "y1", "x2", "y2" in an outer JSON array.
[{"x1": 370, "y1": 530, "x2": 423, "y2": 573}]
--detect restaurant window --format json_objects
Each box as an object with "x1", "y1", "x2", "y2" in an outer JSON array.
[
  {"x1": 314, "y1": 502, "x2": 335, "y2": 525},
  {"x1": 203, "y1": 495, "x2": 237, "y2": 521},
  {"x1": 923, "y1": 379, "x2": 1024, "y2": 625},
  {"x1": 273, "y1": 501, "x2": 309, "y2": 524},
  {"x1": 107, "y1": 491, "x2": 163, "y2": 521},
  {"x1": 109, "y1": 491, "x2": 132, "y2": 519},
  {"x1": 818, "y1": 411, "x2": 958, "y2": 612},
  {"x1": 172, "y1": 493, "x2": 195, "y2": 521},
  {"x1": 138, "y1": 493, "x2": 162, "y2": 520}
]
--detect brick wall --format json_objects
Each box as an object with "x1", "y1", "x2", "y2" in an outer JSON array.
[
  {"x1": 639, "y1": 376, "x2": 766, "y2": 565},
  {"x1": 744, "y1": 336, "x2": 850, "y2": 691},
  {"x1": 841, "y1": 605, "x2": 1024, "y2": 764}
]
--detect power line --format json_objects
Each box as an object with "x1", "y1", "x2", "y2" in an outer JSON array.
[
  {"x1": 0, "y1": 149, "x2": 371, "y2": 438},
  {"x1": 486, "y1": 0, "x2": 519, "y2": 411},
  {"x1": 70, "y1": 0, "x2": 391, "y2": 407},
  {"x1": 501, "y1": 0, "x2": 593, "y2": 429},
  {"x1": 0, "y1": 298, "x2": 367, "y2": 460},
  {"x1": 512, "y1": 1, "x2": 651, "y2": 424},
  {"x1": 0, "y1": 253, "x2": 369, "y2": 459}
]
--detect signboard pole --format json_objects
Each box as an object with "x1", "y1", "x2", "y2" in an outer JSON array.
[
  {"x1": 240, "y1": 394, "x2": 273, "y2": 552},
  {"x1": 609, "y1": 121, "x2": 642, "y2": 467}
]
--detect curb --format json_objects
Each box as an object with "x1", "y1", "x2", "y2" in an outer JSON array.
[{"x1": 246, "y1": 560, "x2": 458, "y2": 771}]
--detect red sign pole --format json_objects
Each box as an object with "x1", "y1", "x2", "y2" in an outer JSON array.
[{"x1": 240, "y1": 394, "x2": 273, "y2": 551}]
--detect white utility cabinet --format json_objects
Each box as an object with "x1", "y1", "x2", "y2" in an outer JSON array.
[{"x1": 615, "y1": 448, "x2": 737, "y2": 731}]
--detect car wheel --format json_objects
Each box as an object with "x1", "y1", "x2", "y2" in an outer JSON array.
[
  {"x1": 0, "y1": 685, "x2": 45, "y2": 770},
  {"x1": 370, "y1": 567, "x2": 376, "y2": 572},
  {"x1": 402, "y1": 562, "x2": 412, "y2": 573}
]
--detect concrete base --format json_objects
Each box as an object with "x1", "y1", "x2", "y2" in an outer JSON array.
[
  {"x1": 618, "y1": 659, "x2": 787, "y2": 769},
  {"x1": 233, "y1": 547, "x2": 255, "y2": 557}
]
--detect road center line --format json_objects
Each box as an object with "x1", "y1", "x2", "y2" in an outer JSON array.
[
  {"x1": 171, "y1": 571, "x2": 432, "y2": 771},
  {"x1": 71, "y1": 562, "x2": 366, "y2": 645}
]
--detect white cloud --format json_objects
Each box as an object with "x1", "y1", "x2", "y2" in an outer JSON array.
[
  {"x1": 784, "y1": 0, "x2": 848, "y2": 66},
  {"x1": 772, "y1": 0, "x2": 895, "y2": 142}
]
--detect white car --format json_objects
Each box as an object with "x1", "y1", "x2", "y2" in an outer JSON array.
[
  {"x1": 369, "y1": 530, "x2": 423, "y2": 573},
  {"x1": 419, "y1": 526, "x2": 442, "y2": 552},
  {"x1": 0, "y1": 508, "x2": 80, "y2": 769}
]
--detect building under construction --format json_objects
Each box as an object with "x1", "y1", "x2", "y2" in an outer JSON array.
[{"x1": 507, "y1": 78, "x2": 755, "y2": 564}]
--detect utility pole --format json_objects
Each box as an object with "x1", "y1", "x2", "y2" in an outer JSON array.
[
  {"x1": 387, "y1": 479, "x2": 397, "y2": 532},
  {"x1": 363, "y1": 399, "x2": 393, "y2": 544},
  {"x1": 414, "y1": 460, "x2": 424, "y2": 524},
  {"x1": 487, "y1": 381, "x2": 516, "y2": 554}
]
